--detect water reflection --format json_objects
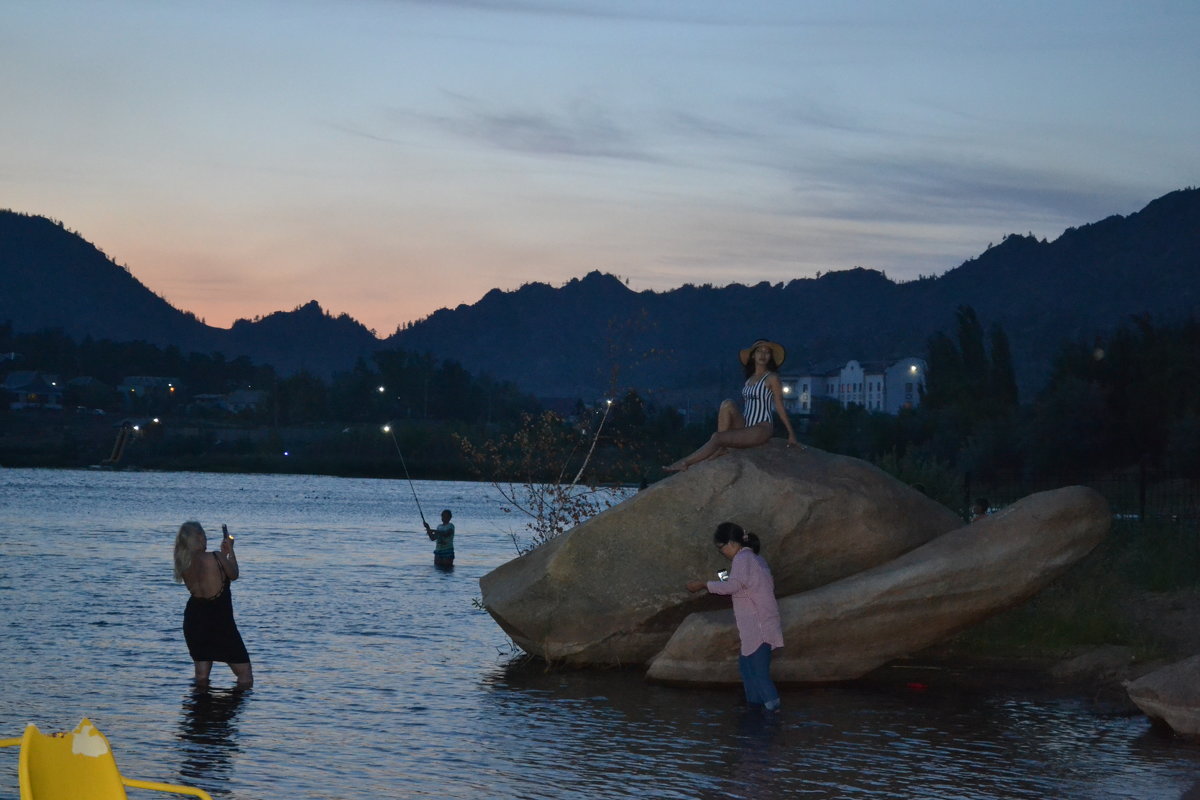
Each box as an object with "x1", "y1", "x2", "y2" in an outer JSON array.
[
  {"x1": 176, "y1": 686, "x2": 250, "y2": 794},
  {"x1": 3, "y1": 469, "x2": 1199, "y2": 800},
  {"x1": 724, "y1": 711, "x2": 786, "y2": 799}
]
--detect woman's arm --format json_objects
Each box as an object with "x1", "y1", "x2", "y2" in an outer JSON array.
[
  {"x1": 219, "y1": 536, "x2": 240, "y2": 581},
  {"x1": 698, "y1": 551, "x2": 753, "y2": 595},
  {"x1": 767, "y1": 372, "x2": 798, "y2": 446}
]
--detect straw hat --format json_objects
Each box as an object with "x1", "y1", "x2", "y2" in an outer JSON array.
[{"x1": 738, "y1": 338, "x2": 786, "y2": 367}]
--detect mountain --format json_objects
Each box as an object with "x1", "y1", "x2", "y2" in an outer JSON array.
[
  {"x1": 224, "y1": 301, "x2": 379, "y2": 376},
  {"x1": 3, "y1": 189, "x2": 1199, "y2": 399},
  {"x1": 0, "y1": 212, "x2": 216, "y2": 352},
  {"x1": 0, "y1": 211, "x2": 377, "y2": 377},
  {"x1": 388, "y1": 188, "x2": 1200, "y2": 400}
]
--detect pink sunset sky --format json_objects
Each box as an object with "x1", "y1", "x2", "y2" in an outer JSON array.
[{"x1": 3, "y1": 1, "x2": 1198, "y2": 335}]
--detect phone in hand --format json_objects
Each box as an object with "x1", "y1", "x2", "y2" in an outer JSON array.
[{"x1": 222, "y1": 524, "x2": 233, "y2": 541}]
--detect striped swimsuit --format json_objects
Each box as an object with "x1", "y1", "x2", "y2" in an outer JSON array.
[{"x1": 741, "y1": 371, "x2": 775, "y2": 426}]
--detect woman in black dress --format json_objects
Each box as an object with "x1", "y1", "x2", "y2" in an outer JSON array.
[{"x1": 173, "y1": 521, "x2": 253, "y2": 688}]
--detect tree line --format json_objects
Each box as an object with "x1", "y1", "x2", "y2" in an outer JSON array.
[
  {"x1": 805, "y1": 307, "x2": 1200, "y2": 507},
  {"x1": 7, "y1": 309, "x2": 1198, "y2": 489},
  {"x1": 0, "y1": 322, "x2": 700, "y2": 479}
]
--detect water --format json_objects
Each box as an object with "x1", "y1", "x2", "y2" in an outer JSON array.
[{"x1": 2, "y1": 468, "x2": 1199, "y2": 799}]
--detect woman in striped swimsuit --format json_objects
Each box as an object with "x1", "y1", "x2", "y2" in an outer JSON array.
[{"x1": 665, "y1": 338, "x2": 799, "y2": 472}]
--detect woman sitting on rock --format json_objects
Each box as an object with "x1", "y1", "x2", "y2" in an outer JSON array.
[{"x1": 665, "y1": 338, "x2": 800, "y2": 472}]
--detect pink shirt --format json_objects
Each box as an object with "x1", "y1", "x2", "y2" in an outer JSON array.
[{"x1": 706, "y1": 548, "x2": 784, "y2": 656}]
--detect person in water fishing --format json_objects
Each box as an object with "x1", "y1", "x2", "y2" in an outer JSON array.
[
  {"x1": 665, "y1": 338, "x2": 800, "y2": 472},
  {"x1": 425, "y1": 509, "x2": 455, "y2": 568}
]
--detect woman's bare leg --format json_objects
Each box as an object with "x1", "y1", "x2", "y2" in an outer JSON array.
[
  {"x1": 230, "y1": 662, "x2": 254, "y2": 688},
  {"x1": 717, "y1": 399, "x2": 744, "y2": 432},
  {"x1": 193, "y1": 661, "x2": 213, "y2": 687},
  {"x1": 665, "y1": 422, "x2": 772, "y2": 471},
  {"x1": 666, "y1": 400, "x2": 745, "y2": 471}
]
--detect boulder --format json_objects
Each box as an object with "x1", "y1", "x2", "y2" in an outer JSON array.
[
  {"x1": 479, "y1": 442, "x2": 962, "y2": 665},
  {"x1": 1126, "y1": 655, "x2": 1200, "y2": 739},
  {"x1": 646, "y1": 485, "x2": 1110, "y2": 684}
]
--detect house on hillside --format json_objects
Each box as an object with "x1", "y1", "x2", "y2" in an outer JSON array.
[
  {"x1": 188, "y1": 390, "x2": 268, "y2": 416},
  {"x1": 780, "y1": 357, "x2": 926, "y2": 417},
  {"x1": 223, "y1": 389, "x2": 268, "y2": 414},
  {"x1": 3, "y1": 370, "x2": 64, "y2": 410},
  {"x1": 118, "y1": 376, "x2": 180, "y2": 400}
]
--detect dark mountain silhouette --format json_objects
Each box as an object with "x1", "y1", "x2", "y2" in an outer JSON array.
[
  {"x1": 387, "y1": 188, "x2": 1200, "y2": 401},
  {"x1": 0, "y1": 211, "x2": 216, "y2": 352},
  {"x1": 3, "y1": 188, "x2": 1199, "y2": 400},
  {"x1": 224, "y1": 301, "x2": 379, "y2": 376},
  {"x1": 0, "y1": 211, "x2": 376, "y2": 377}
]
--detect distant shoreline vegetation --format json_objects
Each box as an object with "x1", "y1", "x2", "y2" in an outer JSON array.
[{"x1": 3, "y1": 308, "x2": 1200, "y2": 496}]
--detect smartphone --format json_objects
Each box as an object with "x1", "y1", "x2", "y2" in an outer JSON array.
[
  {"x1": 222, "y1": 524, "x2": 233, "y2": 541},
  {"x1": 717, "y1": 570, "x2": 729, "y2": 582}
]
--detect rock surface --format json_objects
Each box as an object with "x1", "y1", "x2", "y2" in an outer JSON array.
[
  {"x1": 646, "y1": 485, "x2": 1110, "y2": 684},
  {"x1": 1126, "y1": 655, "x2": 1200, "y2": 739},
  {"x1": 479, "y1": 442, "x2": 963, "y2": 665}
]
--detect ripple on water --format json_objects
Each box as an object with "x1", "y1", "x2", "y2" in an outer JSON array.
[{"x1": 2, "y1": 469, "x2": 1199, "y2": 800}]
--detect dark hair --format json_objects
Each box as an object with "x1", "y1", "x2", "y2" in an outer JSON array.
[{"x1": 713, "y1": 521, "x2": 760, "y2": 554}]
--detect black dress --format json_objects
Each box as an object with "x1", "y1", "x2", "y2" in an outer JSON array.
[{"x1": 183, "y1": 553, "x2": 250, "y2": 664}]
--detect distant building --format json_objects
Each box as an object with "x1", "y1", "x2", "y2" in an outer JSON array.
[
  {"x1": 188, "y1": 390, "x2": 268, "y2": 415},
  {"x1": 223, "y1": 389, "x2": 268, "y2": 413},
  {"x1": 780, "y1": 357, "x2": 926, "y2": 417},
  {"x1": 118, "y1": 376, "x2": 180, "y2": 399},
  {"x1": 3, "y1": 370, "x2": 64, "y2": 410}
]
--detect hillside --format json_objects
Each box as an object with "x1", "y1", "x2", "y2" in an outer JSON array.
[
  {"x1": 0, "y1": 212, "x2": 216, "y2": 351},
  {"x1": 0, "y1": 212, "x2": 377, "y2": 377},
  {"x1": 388, "y1": 188, "x2": 1200, "y2": 400},
  {"x1": 3, "y1": 189, "x2": 1199, "y2": 399}
]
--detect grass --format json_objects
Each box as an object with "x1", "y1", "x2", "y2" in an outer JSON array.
[{"x1": 938, "y1": 518, "x2": 1199, "y2": 662}]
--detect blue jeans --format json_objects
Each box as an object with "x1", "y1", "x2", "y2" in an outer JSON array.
[{"x1": 738, "y1": 643, "x2": 780, "y2": 709}]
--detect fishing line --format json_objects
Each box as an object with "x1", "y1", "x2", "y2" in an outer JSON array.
[
  {"x1": 383, "y1": 425, "x2": 427, "y2": 527},
  {"x1": 570, "y1": 398, "x2": 613, "y2": 488}
]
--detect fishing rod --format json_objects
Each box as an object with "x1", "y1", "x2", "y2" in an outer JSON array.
[
  {"x1": 569, "y1": 398, "x2": 613, "y2": 488},
  {"x1": 383, "y1": 424, "x2": 428, "y2": 528}
]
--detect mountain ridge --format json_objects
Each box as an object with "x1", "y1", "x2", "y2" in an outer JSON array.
[{"x1": 3, "y1": 188, "x2": 1198, "y2": 399}]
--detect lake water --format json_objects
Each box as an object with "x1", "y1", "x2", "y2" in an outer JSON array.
[{"x1": 2, "y1": 467, "x2": 1199, "y2": 799}]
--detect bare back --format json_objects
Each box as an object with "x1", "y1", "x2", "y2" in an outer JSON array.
[{"x1": 183, "y1": 551, "x2": 237, "y2": 599}]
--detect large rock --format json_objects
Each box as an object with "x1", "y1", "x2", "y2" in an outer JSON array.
[
  {"x1": 646, "y1": 485, "x2": 1110, "y2": 684},
  {"x1": 1126, "y1": 655, "x2": 1200, "y2": 739},
  {"x1": 479, "y1": 442, "x2": 962, "y2": 665}
]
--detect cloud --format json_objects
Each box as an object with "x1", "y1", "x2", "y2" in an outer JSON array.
[
  {"x1": 795, "y1": 152, "x2": 1143, "y2": 228},
  {"x1": 420, "y1": 92, "x2": 661, "y2": 162}
]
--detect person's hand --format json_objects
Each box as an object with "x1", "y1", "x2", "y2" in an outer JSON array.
[
  {"x1": 686, "y1": 580, "x2": 706, "y2": 593},
  {"x1": 220, "y1": 535, "x2": 234, "y2": 555}
]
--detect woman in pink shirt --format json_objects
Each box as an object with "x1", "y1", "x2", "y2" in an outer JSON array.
[{"x1": 687, "y1": 521, "x2": 783, "y2": 711}]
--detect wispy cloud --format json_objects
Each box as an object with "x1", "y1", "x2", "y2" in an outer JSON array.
[{"x1": 420, "y1": 92, "x2": 660, "y2": 161}]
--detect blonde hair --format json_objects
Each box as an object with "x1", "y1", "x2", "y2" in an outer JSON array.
[{"x1": 173, "y1": 521, "x2": 206, "y2": 582}]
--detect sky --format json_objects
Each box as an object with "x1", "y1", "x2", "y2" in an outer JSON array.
[{"x1": 3, "y1": 1, "x2": 1198, "y2": 336}]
